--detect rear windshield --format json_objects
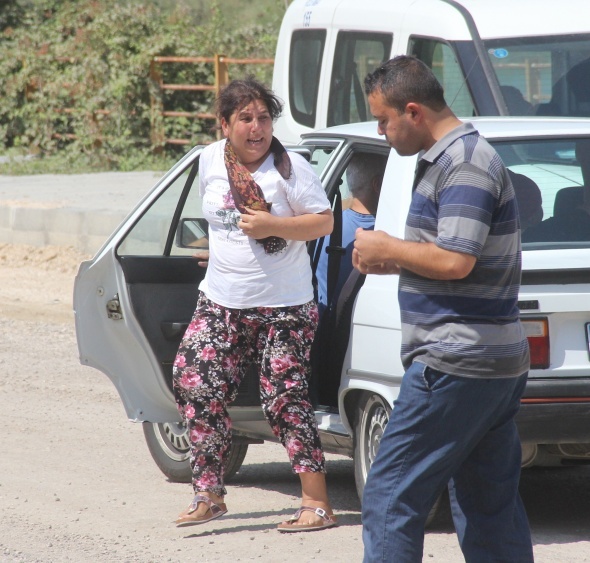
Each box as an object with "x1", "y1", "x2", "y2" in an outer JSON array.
[
  {"x1": 485, "y1": 34, "x2": 590, "y2": 118},
  {"x1": 492, "y1": 136, "x2": 590, "y2": 249}
]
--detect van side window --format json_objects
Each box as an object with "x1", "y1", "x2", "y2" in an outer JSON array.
[
  {"x1": 483, "y1": 35, "x2": 590, "y2": 117},
  {"x1": 327, "y1": 32, "x2": 393, "y2": 127},
  {"x1": 289, "y1": 29, "x2": 326, "y2": 128},
  {"x1": 409, "y1": 37, "x2": 476, "y2": 117}
]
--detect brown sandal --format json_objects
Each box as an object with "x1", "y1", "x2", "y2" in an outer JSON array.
[
  {"x1": 175, "y1": 494, "x2": 228, "y2": 527},
  {"x1": 277, "y1": 506, "x2": 337, "y2": 533}
]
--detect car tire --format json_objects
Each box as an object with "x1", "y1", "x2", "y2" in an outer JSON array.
[
  {"x1": 142, "y1": 422, "x2": 248, "y2": 483},
  {"x1": 353, "y1": 392, "x2": 441, "y2": 527}
]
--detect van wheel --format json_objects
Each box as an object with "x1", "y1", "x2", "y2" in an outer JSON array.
[
  {"x1": 142, "y1": 422, "x2": 248, "y2": 483},
  {"x1": 353, "y1": 393, "x2": 442, "y2": 527}
]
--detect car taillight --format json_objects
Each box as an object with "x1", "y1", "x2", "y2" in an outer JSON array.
[{"x1": 521, "y1": 318, "x2": 550, "y2": 370}]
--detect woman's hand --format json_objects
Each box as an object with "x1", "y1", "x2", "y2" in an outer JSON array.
[
  {"x1": 238, "y1": 207, "x2": 277, "y2": 240},
  {"x1": 239, "y1": 207, "x2": 333, "y2": 242},
  {"x1": 192, "y1": 249, "x2": 209, "y2": 268}
]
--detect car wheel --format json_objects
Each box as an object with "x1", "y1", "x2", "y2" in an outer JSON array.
[
  {"x1": 142, "y1": 422, "x2": 249, "y2": 483},
  {"x1": 353, "y1": 392, "x2": 441, "y2": 527},
  {"x1": 353, "y1": 392, "x2": 391, "y2": 501}
]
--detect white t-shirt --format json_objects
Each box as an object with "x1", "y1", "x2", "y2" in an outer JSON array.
[{"x1": 198, "y1": 139, "x2": 330, "y2": 308}]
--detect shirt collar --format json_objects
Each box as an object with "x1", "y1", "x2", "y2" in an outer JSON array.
[{"x1": 420, "y1": 121, "x2": 478, "y2": 164}]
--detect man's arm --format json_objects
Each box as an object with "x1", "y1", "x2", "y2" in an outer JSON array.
[{"x1": 353, "y1": 228, "x2": 476, "y2": 280}]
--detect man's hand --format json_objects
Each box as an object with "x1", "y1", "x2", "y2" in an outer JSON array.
[{"x1": 353, "y1": 228, "x2": 401, "y2": 275}]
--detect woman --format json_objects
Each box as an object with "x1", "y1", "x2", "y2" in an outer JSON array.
[{"x1": 173, "y1": 77, "x2": 336, "y2": 532}]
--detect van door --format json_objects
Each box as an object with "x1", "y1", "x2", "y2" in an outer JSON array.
[{"x1": 327, "y1": 32, "x2": 393, "y2": 127}]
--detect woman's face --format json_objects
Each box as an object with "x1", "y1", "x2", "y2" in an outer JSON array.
[{"x1": 221, "y1": 98, "x2": 273, "y2": 170}]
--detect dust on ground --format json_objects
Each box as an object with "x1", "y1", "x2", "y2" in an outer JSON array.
[{"x1": 0, "y1": 243, "x2": 589, "y2": 562}]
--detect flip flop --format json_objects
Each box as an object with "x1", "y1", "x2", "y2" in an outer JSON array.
[
  {"x1": 175, "y1": 494, "x2": 228, "y2": 527},
  {"x1": 277, "y1": 506, "x2": 338, "y2": 533}
]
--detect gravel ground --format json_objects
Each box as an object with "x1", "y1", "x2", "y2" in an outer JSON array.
[{"x1": 1, "y1": 243, "x2": 589, "y2": 562}]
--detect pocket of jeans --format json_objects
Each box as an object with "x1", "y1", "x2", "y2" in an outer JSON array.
[{"x1": 422, "y1": 365, "x2": 446, "y2": 391}]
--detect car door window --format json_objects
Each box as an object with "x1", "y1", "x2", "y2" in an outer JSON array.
[
  {"x1": 117, "y1": 156, "x2": 203, "y2": 257},
  {"x1": 308, "y1": 145, "x2": 337, "y2": 178}
]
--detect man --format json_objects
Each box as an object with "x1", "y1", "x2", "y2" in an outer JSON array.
[
  {"x1": 354, "y1": 56, "x2": 534, "y2": 562},
  {"x1": 316, "y1": 152, "x2": 386, "y2": 314}
]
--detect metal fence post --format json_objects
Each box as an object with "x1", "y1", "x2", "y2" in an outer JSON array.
[{"x1": 149, "y1": 58, "x2": 165, "y2": 152}]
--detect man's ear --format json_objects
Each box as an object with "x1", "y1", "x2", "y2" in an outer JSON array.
[
  {"x1": 405, "y1": 102, "x2": 421, "y2": 121},
  {"x1": 371, "y1": 175, "x2": 383, "y2": 192}
]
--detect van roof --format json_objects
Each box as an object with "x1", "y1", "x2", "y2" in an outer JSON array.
[
  {"x1": 450, "y1": 0, "x2": 590, "y2": 38},
  {"x1": 285, "y1": 0, "x2": 590, "y2": 39}
]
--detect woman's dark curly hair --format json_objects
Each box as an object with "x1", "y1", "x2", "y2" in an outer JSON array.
[{"x1": 215, "y1": 76, "x2": 283, "y2": 123}]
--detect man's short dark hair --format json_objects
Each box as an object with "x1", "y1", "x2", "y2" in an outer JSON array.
[{"x1": 364, "y1": 55, "x2": 447, "y2": 113}]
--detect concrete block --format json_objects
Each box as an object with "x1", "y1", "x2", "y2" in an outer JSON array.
[
  {"x1": 44, "y1": 208, "x2": 84, "y2": 235},
  {"x1": 9, "y1": 207, "x2": 47, "y2": 232}
]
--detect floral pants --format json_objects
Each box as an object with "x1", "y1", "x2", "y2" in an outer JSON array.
[{"x1": 173, "y1": 292, "x2": 326, "y2": 497}]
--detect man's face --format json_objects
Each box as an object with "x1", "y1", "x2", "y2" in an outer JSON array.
[{"x1": 368, "y1": 91, "x2": 420, "y2": 156}]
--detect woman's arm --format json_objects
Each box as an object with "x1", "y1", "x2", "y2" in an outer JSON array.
[{"x1": 239, "y1": 208, "x2": 333, "y2": 242}]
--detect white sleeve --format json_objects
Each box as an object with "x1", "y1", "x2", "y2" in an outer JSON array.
[{"x1": 285, "y1": 152, "x2": 331, "y2": 215}]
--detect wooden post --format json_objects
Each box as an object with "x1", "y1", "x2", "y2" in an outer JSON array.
[{"x1": 214, "y1": 54, "x2": 229, "y2": 140}]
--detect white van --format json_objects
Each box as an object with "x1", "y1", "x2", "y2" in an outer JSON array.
[{"x1": 272, "y1": 0, "x2": 590, "y2": 143}]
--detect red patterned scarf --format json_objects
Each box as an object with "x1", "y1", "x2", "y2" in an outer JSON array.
[{"x1": 224, "y1": 136, "x2": 291, "y2": 254}]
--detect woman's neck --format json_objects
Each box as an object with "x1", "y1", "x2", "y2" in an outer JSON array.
[{"x1": 243, "y1": 150, "x2": 271, "y2": 173}]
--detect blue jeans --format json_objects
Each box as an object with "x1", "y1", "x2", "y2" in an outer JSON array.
[{"x1": 361, "y1": 362, "x2": 534, "y2": 563}]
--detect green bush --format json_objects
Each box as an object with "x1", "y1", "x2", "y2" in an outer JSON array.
[{"x1": 0, "y1": 0, "x2": 281, "y2": 172}]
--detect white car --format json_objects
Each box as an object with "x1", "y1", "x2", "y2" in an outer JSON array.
[{"x1": 74, "y1": 117, "x2": 590, "y2": 508}]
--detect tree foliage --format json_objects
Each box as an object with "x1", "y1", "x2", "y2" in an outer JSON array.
[{"x1": 0, "y1": 0, "x2": 281, "y2": 171}]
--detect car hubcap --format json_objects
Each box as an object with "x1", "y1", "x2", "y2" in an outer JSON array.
[
  {"x1": 367, "y1": 404, "x2": 389, "y2": 466},
  {"x1": 153, "y1": 422, "x2": 190, "y2": 462}
]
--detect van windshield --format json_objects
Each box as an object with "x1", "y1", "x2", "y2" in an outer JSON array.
[{"x1": 484, "y1": 34, "x2": 590, "y2": 118}]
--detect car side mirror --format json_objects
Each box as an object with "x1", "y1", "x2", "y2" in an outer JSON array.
[{"x1": 176, "y1": 218, "x2": 209, "y2": 249}]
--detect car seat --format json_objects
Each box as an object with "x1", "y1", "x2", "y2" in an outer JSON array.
[{"x1": 553, "y1": 186, "x2": 584, "y2": 217}]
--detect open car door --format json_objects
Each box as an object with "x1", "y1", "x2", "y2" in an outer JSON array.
[{"x1": 74, "y1": 147, "x2": 260, "y2": 424}]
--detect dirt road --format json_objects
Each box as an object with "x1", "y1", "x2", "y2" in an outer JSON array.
[{"x1": 1, "y1": 243, "x2": 589, "y2": 562}]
